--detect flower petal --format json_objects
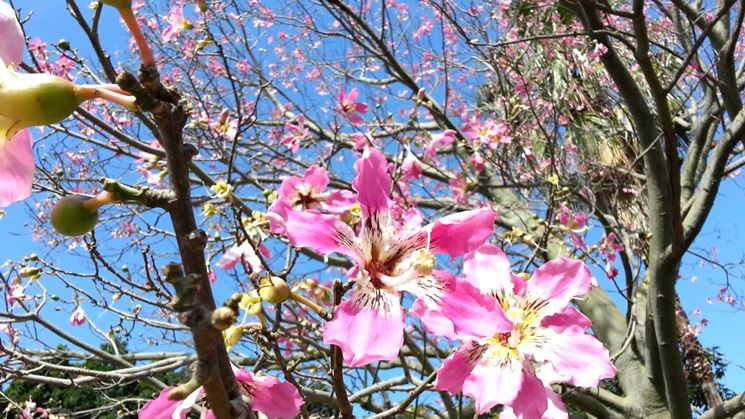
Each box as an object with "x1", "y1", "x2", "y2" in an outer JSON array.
[
  {"x1": 463, "y1": 357, "x2": 524, "y2": 415},
  {"x1": 435, "y1": 341, "x2": 480, "y2": 395},
  {"x1": 323, "y1": 285, "x2": 404, "y2": 367},
  {"x1": 325, "y1": 190, "x2": 356, "y2": 213},
  {"x1": 501, "y1": 369, "x2": 549, "y2": 419},
  {"x1": 138, "y1": 387, "x2": 191, "y2": 419},
  {"x1": 408, "y1": 271, "x2": 511, "y2": 340},
  {"x1": 284, "y1": 209, "x2": 361, "y2": 263},
  {"x1": 0, "y1": 1, "x2": 23, "y2": 65},
  {"x1": 526, "y1": 258, "x2": 594, "y2": 316},
  {"x1": 0, "y1": 129, "x2": 33, "y2": 207},
  {"x1": 541, "y1": 306, "x2": 592, "y2": 331},
  {"x1": 500, "y1": 382, "x2": 567, "y2": 419},
  {"x1": 536, "y1": 325, "x2": 616, "y2": 387},
  {"x1": 216, "y1": 241, "x2": 263, "y2": 273},
  {"x1": 352, "y1": 147, "x2": 391, "y2": 218},
  {"x1": 302, "y1": 165, "x2": 330, "y2": 192},
  {"x1": 249, "y1": 373, "x2": 304, "y2": 419},
  {"x1": 267, "y1": 198, "x2": 291, "y2": 235},
  {"x1": 463, "y1": 244, "x2": 513, "y2": 296},
  {"x1": 428, "y1": 207, "x2": 495, "y2": 258}
]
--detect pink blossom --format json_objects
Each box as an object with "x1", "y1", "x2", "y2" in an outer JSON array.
[
  {"x1": 588, "y1": 42, "x2": 609, "y2": 62},
  {"x1": 337, "y1": 88, "x2": 368, "y2": 126},
  {"x1": 557, "y1": 203, "x2": 588, "y2": 250},
  {"x1": 467, "y1": 118, "x2": 511, "y2": 148},
  {"x1": 161, "y1": 2, "x2": 193, "y2": 43},
  {"x1": 605, "y1": 262, "x2": 619, "y2": 279},
  {"x1": 423, "y1": 130, "x2": 456, "y2": 160},
  {"x1": 139, "y1": 369, "x2": 303, "y2": 419},
  {"x1": 401, "y1": 147, "x2": 423, "y2": 179},
  {"x1": 283, "y1": 148, "x2": 498, "y2": 366},
  {"x1": 434, "y1": 244, "x2": 616, "y2": 415},
  {"x1": 0, "y1": 323, "x2": 16, "y2": 345},
  {"x1": 216, "y1": 241, "x2": 264, "y2": 274},
  {"x1": 6, "y1": 283, "x2": 25, "y2": 306},
  {"x1": 281, "y1": 114, "x2": 310, "y2": 153},
  {"x1": 70, "y1": 306, "x2": 86, "y2": 326},
  {"x1": 267, "y1": 165, "x2": 355, "y2": 234},
  {"x1": 351, "y1": 132, "x2": 373, "y2": 150},
  {"x1": 600, "y1": 232, "x2": 624, "y2": 262}
]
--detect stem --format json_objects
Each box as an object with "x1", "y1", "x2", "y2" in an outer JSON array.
[
  {"x1": 289, "y1": 292, "x2": 332, "y2": 320},
  {"x1": 76, "y1": 85, "x2": 138, "y2": 111},
  {"x1": 81, "y1": 191, "x2": 116, "y2": 212},
  {"x1": 117, "y1": 6, "x2": 156, "y2": 66}
]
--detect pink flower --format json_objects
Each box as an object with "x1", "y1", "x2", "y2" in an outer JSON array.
[
  {"x1": 0, "y1": 3, "x2": 32, "y2": 208},
  {"x1": 600, "y1": 232, "x2": 624, "y2": 262},
  {"x1": 423, "y1": 130, "x2": 456, "y2": 160},
  {"x1": 284, "y1": 148, "x2": 498, "y2": 366},
  {"x1": 281, "y1": 114, "x2": 309, "y2": 153},
  {"x1": 267, "y1": 165, "x2": 355, "y2": 234},
  {"x1": 6, "y1": 283, "x2": 25, "y2": 306},
  {"x1": 401, "y1": 147, "x2": 423, "y2": 179},
  {"x1": 216, "y1": 241, "x2": 264, "y2": 274},
  {"x1": 70, "y1": 306, "x2": 86, "y2": 326},
  {"x1": 557, "y1": 204, "x2": 588, "y2": 250},
  {"x1": 337, "y1": 88, "x2": 368, "y2": 126},
  {"x1": 161, "y1": 2, "x2": 193, "y2": 43},
  {"x1": 434, "y1": 244, "x2": 616, "y2": 416},
  {"x1": 139, "y1": 369, "x2": 303, "y2": 419}
]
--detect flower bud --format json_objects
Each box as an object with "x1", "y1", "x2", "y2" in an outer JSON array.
[
  {"x1": 258, "y1": 276, "x2": 291, "y2": 304},
  {"x1": 19, "y1": 267, "x2": 41, "y2": 278},
  {"x1": 57, "y1": 39, "x2": 71, "y2": 51},
  {"x1": 0, "y1": 62, "x2": 82, "y2": 141},
  {"x1": 51, "y1": 195, "x2": 100, "y2": 237},
  {"x1": 211, "y1": 307, "x2": 237, "y2": 331},
  {"x1": 239, "y1": 291, "x2": 262, "y2": 315},
  {"x1": 223, "y1": 325, "x2": 244, "y2": 349}
]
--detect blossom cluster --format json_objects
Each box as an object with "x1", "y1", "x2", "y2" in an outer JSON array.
[{"x1": 266, "y1": 147, "x2": 616, "y2": 417}]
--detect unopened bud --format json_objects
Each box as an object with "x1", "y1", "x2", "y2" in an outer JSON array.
[
  {"x1": 51, "y1": 195, "x2": 100, "y2": 237},
  {"x1": 0, "y1": 61, "x2": 82, "y2": 141},
  {"x1": 57, "y1": 39, "x2": 71, "y2": 51},
  {"x1": 211, "y1": 307, "x2": 237, "y2": 331},
  {"x1": 19, "y1": 267, "x2": 41, "y2": 278},
  {"x1": 258, "y1": 276, "x2": 291, "y2": 304},
  {"x1": 223, "y1": 325, "x2": 244, "y2": 349}
]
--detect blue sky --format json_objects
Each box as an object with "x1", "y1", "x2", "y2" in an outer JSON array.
[{"x1": 3, "y1": 0, "x2": 744, "y2": 408}]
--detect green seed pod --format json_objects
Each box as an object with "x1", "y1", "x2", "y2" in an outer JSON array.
[{"x1": 51, "y1": 195, "x2": 100, "y2": 237}]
